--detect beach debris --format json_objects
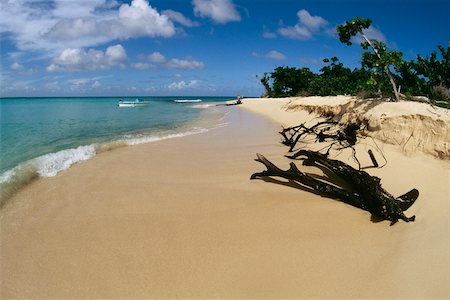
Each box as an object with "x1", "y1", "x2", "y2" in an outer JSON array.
[
  {"x1": 368, "y1": 149, "x2": 379, "y2": 167},
  {"x1": 280, "y1": 120, "x2": 362, "y2": 154},
  {"x1": 216, "y1": 96, "x2": 243, "y2": 107},
  {"x1": 251, "y1": 150, "x2": 418, "y2": 225}
]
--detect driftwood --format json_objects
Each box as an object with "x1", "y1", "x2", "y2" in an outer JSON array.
[
  {"x1": 280, "y1": 121, "x2": 362, "y2": 154},
  {"x1": 251, "y1": 150, "x2": 418, "y2": 225}
]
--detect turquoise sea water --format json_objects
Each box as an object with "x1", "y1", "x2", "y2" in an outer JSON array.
[{"x1": 0, "y1": 96, "x2": 232, "y2": 200}]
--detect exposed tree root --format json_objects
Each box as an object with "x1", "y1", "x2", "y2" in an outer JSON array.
[{"x1": 251, "y1": 151, "x2": 418, "y2": 225}]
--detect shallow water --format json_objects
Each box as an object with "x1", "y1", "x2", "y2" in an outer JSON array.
[{"x1": 0, "y1": 96, "x2": 232, "y2": 200}]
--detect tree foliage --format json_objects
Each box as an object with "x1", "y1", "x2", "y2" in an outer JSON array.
[
  {"x1": 260, "y1": 17, "x2": 449, "y2": 107},
  {"x1": 260, "y1": 66, "x2": 316, "y2": 97},
  {"x1": 337, "y1": 17, "x2": 402, "y2": 101},
  {"x1": 261, "y1": 58, "x2": 374, "y2": 98},
  {"x1": 415, "y1": 45, "x2": 450, "y2": 88}
]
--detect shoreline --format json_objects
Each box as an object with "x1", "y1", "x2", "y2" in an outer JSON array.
[
  {"x1": 1, "y1": 99, "x2": 449, "y2": 298},
  {"x1": 0, "y1": 101, "x2": 227, "y2": 205}
]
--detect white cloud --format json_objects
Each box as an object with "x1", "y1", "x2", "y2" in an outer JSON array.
[
  {"x1": 52, "y1": 0, "x2": 116, "y2": 19},
  {"x1": 46, "y1": 63, "x2": 66, "y2": 73},
  {"x1": 0, "y1": 0, "x2": 176, "y2": 54},
  {"x1": 252, "y1": 50, "x2": 287, "y2": 60},
  {"x1": 10, "y1": 62, "x2": 34, "y2": 75},
  {"x1": 167, "y1": 80, "x2": 200, "y2": 90},
  {"x1": 361, "y1": 26, "x2": 387, "y2": 43},
  {"x1": 297, "y1": 9, "x2": 327, "y2": 31},
  {"x1": 131, "y1": 52, "x2": 205, "y2": 71},
  {"x1": 67, "y1": 75, "x2": 111, "y2": 90},
  {"x1": 278, "y1": 26, "x2": 312, "y2": 40},
  {"x1": 166, "y1": 58, "x2": 205, "y2": 70},
  {"x1": 148, "y1": 52, "x2": 166, "y2": 63},
  {"x1": 130, "y1": 62, "x2": 153, "y2": 70},
  {"x1": 105, "y1": 44, "x2": 127, "y2": 64},
  {"x1": 193, "y1": 0, "x2": 241, "y2": 24},
  {"x1": 278, "y1": 9, "x2": 328, "y2": 40},
  {"x1": 263, "y1": 31, "x2": 277, "y2": 39},
  {"x1": 117, "y1": 0, "x2": 175, "y2": 38},
  {"x1": 10, "y1": 62, "x2": 25, "y2": 71},
  {"x1": 47, "y1": 44, "x2": 127, "y2": 72},
  {"x1": 162, "y1": 10, "x2": 200, "y2": 27},
  {"x1": 92, "y1": 80, "x2": 102, "y2": 88}
]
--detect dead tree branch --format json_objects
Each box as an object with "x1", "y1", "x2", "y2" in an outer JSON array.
[{"x1": 251, "y1": 150, "x2": 418, "y2": 225}]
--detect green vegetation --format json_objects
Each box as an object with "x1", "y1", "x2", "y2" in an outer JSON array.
[{"x1": 260, "y1": 16, "x2": 449, "y2": 107}]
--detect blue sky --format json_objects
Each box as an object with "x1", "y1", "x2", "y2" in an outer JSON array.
[{"x1": 1, "y1": 0, "x2": 448, "y2": 97}]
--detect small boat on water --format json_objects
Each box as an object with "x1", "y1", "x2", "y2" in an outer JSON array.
[{"x1": 118, "y1": 98, "x2": 149, "y2": 107}]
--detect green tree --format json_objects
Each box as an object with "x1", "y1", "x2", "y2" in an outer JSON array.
[
  {"x1": 261, "y1": 66, "x2": 316, "y2": 97},
  {"x1": 336, "y1": 17, "x2": 403, "y2": 101},
  {"x1": 414, "y1": 45, "x2": 449, "y2": 89},
  {"x1": 309, "y1": 57, "x2": 354, "y2": 96},
  {"x1": 395, "y1": 60, "x2": 428, "y2": 96}
]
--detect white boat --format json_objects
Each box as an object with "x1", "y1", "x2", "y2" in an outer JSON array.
[{"x1": 118, "y1": 99, "x2": 149, "y2": 107}]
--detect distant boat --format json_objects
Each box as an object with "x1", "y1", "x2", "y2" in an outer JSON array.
[
  {"x1": 173, "y1": 99, "x2": 202, "y2": 103},
  {"x1": 118, "y1": 98, "x2": 149, "y2": 107}
]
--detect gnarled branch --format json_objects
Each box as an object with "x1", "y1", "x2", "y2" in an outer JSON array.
[{"x1": 251, "y1": 151, "x2": 418, "y2": 225}]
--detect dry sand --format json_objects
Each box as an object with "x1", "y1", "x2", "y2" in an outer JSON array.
[{"x1": 1, "y1": 99, "x2": 449, "y2": 298}]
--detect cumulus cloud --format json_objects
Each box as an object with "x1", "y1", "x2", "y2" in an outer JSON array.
[
  {"x1": 132, "y1": 52, "x2": 205, "y2": 70},
  {"x1": 297, "y1": 9, "x2": 327, "y2": 31},
  {"x1": 47, "y1": 44, "x2": 127, "y2": 72},
  {"x1": 52, "y1": 0, "x2": 118, "y2": 19},
  {"x1": 117, "y1": 0, "x2": 175, "y2": 38},
  {"x1": 361, "y1": 26, "x2": 387, "y2": 43},
  {"x1": 166, "y1": 58, "x2": 205, "y2": 70},
  {"x1": 193, "y1": 0, "x2": 241, "y2": 24},
  {"x1": 252, "y1": 50, "x2": 287, "y2": 60},
  {"x1": 162, "y1": 9, "x2": 200, "y2": 27},
  {"x1": 167, "y1": 80, "x2": 200, "y2": 90},
  {"x1": 130, "y1": 62, "x2": 154, "y2": 70},
  {"x1": 10, "y1": 62, "x2": 34, "y2": 75},
  {"x1": 148, "y1": 52, "x2": 167, "y2": 63},
  {"x1": 46, "y1": 0, "x2": 175, "y2": 43},
  {"x1": 10, "y1": 62, "x2": 25, "y2": 71},
  {"x1": 0, "y1": 0, "x2": 176, "y2": 53},
  {"x1": 278, "y1": 9, "x2": 328, "y2": 40},
  {"x1": 66, "y1": 75, "x2": 111, "y2": 90}
]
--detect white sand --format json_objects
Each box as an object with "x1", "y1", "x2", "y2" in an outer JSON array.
[{"x1": 243, "y1": 96, "x2": 450, "y2": 159}]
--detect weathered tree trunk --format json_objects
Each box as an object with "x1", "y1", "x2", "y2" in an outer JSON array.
[
  {"x1": 251, "y1": 150, "x2": 418, "y2": 225},
  {"x1": 360, "y1": 31, "x2": 401, "y2": 101}
]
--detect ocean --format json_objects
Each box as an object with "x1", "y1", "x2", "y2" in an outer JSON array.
[{"x1": 0, "y1": 96, "x2": 233, "y2": 200}]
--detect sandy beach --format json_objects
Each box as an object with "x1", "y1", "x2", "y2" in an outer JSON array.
[{"x1": 1, "y1": 97, "x2": 449, "y2": 298}]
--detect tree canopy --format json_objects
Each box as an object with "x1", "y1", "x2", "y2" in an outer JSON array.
[{"x1": 260, "y1": 16, "x2": 449, "y2": 107}]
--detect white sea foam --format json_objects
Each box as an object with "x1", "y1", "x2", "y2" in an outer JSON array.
[
  {"x1": 192, "y1": 103, "x2": 217, "y2": 109},
  {"x1": 174, "y1": 99, "x2": 202, "y2": 103},
  {"x1": 124, "y1": 127, "x2": 208, "y2": 145},
  {"x1": 0, "y1": 127, "x2": 212, "y2": 203},
  {"x1": 35, "y1": 145, "x2": 97, "y2": 177}
]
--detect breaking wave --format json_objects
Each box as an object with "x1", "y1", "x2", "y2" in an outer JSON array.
[
  {"x1": 173, "y1": 99, "x2": 202, "y2": 103},
  {"x1": 0, "y1": 127, "x2": 210, "y2": 206}
]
